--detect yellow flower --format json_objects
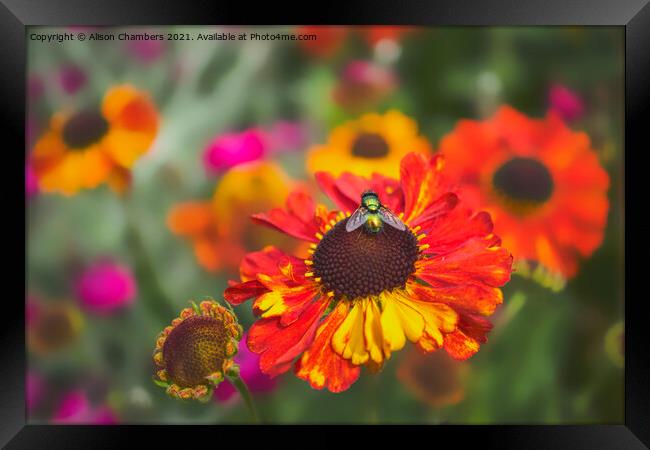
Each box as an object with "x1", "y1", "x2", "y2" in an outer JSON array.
[
  {"x1": 306, "y1": 110, "x2": 432, "y2": 179},
  {"x1": 152, "y1": 300, "x2": 243, "y2": 401},
  {"x1": 31, "y1": 85, "x2": 159, "y2": 196},
  {"x1": 167, "y1": 162, "x2": 297, "y2": 273}
]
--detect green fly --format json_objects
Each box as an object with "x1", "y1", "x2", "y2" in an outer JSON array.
[{"x1": 346, "y1": 190, "x2": 406, "y2": 234}]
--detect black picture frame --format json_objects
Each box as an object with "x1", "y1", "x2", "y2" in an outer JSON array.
[{"x1": 3, "y1": 0, "x2": 648, "y2": 447}]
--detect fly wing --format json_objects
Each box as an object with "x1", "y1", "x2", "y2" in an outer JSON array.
[
  {"x1": 346, "y1": 207, "x2": 368, "y2": 232},
  {"x1": 379, "y1": 206, "x2": 406, "y2": 231}
]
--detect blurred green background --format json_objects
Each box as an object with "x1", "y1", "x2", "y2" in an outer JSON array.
[{"x1": 26, "y1": 26, "x2": 623, "y2": 424}]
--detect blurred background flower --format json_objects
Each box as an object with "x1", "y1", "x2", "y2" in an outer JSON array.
[
  {"x1": 397, "y1": 348, "x2": 468, "y2": 408},
  {"x1": 125, "y1": 38, "x2": 166, "y2": 64},
  {"x1": 439, "y1": 105, "x2": 609, "y2": 288},
  {"x1": 332, "y1": 60, "x2": 397, "y2": 113},
  {"x1": 168, "y1": 161, "x2": 297, "y2": 273},
  {"x1": 52, "y1": 390, "x2": 118, "y2": 424},
  {"x1": 26, "y1": 26, "x2": 623, "y2": 424},
  {"x1": 306, "y1": 110, "x2": 432, "y2": 178},
  {"x1": 30, "y1": 84, "x2": 159, "y2": 195},
  {"x1": 202, "y1": 128, "x2": 268, "y2": 175},
  {"x1": 26, "y1": 162, "x2": 39, "y2": 198},
  {"x1": 58, "y1": 64, "x2": 87, "y2": 95},
  {"x1": 27, "y1": 300, "x2": 83, "y2": 355},
  {"x1": 548, "y1": 83, "x2": 585, "y2": 123},
  {"x1": 75, "y1": 260, "x2": 136, "y2": 315}
]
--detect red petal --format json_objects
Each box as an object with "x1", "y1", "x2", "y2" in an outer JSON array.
[
  {"x1": 248, "y1": 299, "x2": 328, "y2": 377},
  {"x1": 315, "y1": 171, "x2": 366, "y2": 213},
  {"x1": 224, "y1": 280, "x2": 268, "y2": 305},
  {"x1": 240, "y1": 247, "x2": 303, "y2": 282},
  {"x1": 317, "y1": 170, "x2": 405, "y2": 214},
  {"x1": 421, "y1": 208, "x2": 494, "y2": 254},
  {"x1": 409, "y1": 192, "x2": 458, "y2": 229},
  {"x1": 252, "y1": 210, "x2": 319, "y2": 243},
  {"x1": 285, "y1": 189, "x2": 318, "y2": 226},
  {"x1": 251, "y1": 189, "x2": 323, "y2": 243},
  {"x1": 295, "y1": 302, "x2": 361, "y2": 393}
]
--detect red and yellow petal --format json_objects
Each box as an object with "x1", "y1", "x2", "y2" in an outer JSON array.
[
  {"x1": 416, "y1": 236, "x2": 512, "y2": 289},
  {"x1": 295, "y1": 302, "x2": 361, "y2": 392},
  {"x1": 252, "y1": 282, "x2": 319, "y2": 326},
  {"x1": 399, "y1": 152, "x2": 449, "y2": 224},
  {"x1": 248, "y1": 299, "x2": 329, "y2": 377}
]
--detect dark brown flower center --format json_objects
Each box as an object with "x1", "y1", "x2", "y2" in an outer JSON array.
[
  {"x1": 312, "y1": 218, "x2": 419, "y2": 300},
  {"x1": 33, "y1": 308, "x2": 76, "y2": 350},
  {"x1": 351, "y1": 133, "x2": 390, "y2": 159},
  {"x1": 492, "y1": 157, "x2": 554, "y2": 204},
  {"x1": 162, "y1": 316, "x2": 228, "y2": 388},
  {"x1": 62, "y1": 110, "x2": 109, "y2": 149}
]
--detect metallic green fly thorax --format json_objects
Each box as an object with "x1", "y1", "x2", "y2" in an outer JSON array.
[
  {"x1": 361, "y1": 192, "x2": 380, "y2": 212},
  {"x1": 346, "y1": 189, "x2": 407, "y2": 235}
]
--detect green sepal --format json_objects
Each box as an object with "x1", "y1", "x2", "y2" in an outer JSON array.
[
  {"x1": 225, "y1": 363, "x2": 241, "y2": 380},
  {"x1": 152, "y1": 377, "x2": 170, "y2": 389}
]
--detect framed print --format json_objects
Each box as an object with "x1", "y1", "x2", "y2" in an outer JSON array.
[{"x1": 2, "y1": 0, "x2": 649, "y2": 447}]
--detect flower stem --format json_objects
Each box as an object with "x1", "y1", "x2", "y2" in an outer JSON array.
[
  {"x1": 228, "y1": 374, "x2": 261, "y2": 424},
  {"x1": 123, "y1": 200, "x2": 176, "y2": 324}
]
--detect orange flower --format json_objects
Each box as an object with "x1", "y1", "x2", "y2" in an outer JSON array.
[
  {"x1": 31, "y1": 85, "x2": 159, "y2": 195},
  {"x1": 439, "y1": 106, "x2": 610, "y2": 287},
  {"x1": 306, "y1": 110, "x2": 432, "y2": 179},
  {"x1": 225, "y1": 152, "x2": 512, "y2": 392},
  {"x1": 167, "y1": 162, "x2": 296, "y2": 273}
]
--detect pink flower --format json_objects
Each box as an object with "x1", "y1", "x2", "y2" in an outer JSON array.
[
  {"x1": 59, "y1": 65, "x2": 87, "y2": 95},
  {"x1": 75, "y1": 261, "x2": 136, "y2": 314},
  {"x1": 52, "y1": 390, "x2": 118, "y2": 424},
  {"x1": 266, "y1": 121, "x2": 311, "y2": 154},
  {"x1": 213, "y1": 332, "x2": 277, "y2": 402},
  {"x1": 332, "y1": 60, "x2": 397, "y2": 112},
  {"x1": 202, "y1": 129, "x2": 267, "y2": 175},
  {"x1": 26, "y1": 296, "x2": 39, "y2": 325},
  {"x1": 27, "y1": 75, "x2": 44, "y2": 102},
  {"x1": 27, "y1": 372, "x2": 44, "y2": 414},
  {"x1": 26, "y1": 163, "x2": 39, "y2": 198},
  {"x1": 126, "y1": 39, "x2": 166, "y2": 64},
  {"x1": 548, "y1": 83, "x2": 585, "y2": 122}
]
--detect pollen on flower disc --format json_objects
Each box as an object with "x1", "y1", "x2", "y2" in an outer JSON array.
[
  {"x1": 312, "y1": 218, "x2": 419, "y2": 300},
  {"x1": 162, "y1": 315, "x2": 229, "y2": 388}
]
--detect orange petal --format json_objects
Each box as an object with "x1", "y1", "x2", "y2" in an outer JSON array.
[{"x1": 167, "y1": 202, "x2": 214, "y2": 236}]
